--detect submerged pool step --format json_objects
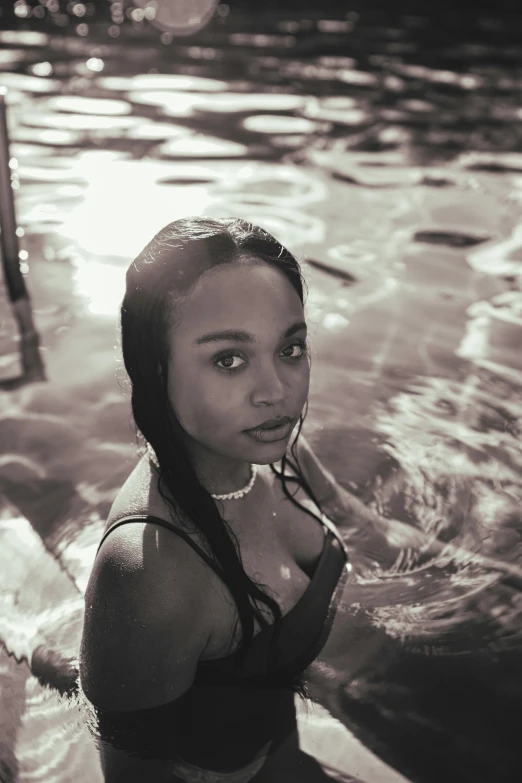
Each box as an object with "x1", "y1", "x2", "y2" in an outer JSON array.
[{"x1": 295, "y1": 697, "x2": 413, "y2": 783}]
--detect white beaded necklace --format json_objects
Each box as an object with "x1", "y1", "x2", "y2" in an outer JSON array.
[{"x1": 146, "y1": 444, "x2": 258, "y2": 501}]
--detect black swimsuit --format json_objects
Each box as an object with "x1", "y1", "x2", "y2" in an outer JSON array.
[{"x1": 90, "y1": 489, "x2": 350, "y2": 772}]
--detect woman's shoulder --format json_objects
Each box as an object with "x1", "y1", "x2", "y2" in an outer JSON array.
[
  {"x1": 98, "y1": 454, "x2": 210, "y2": 583},
  {"x1": 104, "y1": 452, "x2": 162, "y2": 527},
  {"x1": 81, "y1": 459, "x2": 213, "y2": 711},
  {"x1": 81, "y1": 534, "x2": 211, "y2": 710},
  {"x1": 102, "y1": 455, "x2": 181, "y2": 532}
]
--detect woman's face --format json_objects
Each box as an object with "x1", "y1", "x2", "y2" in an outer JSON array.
[{"x1": 167, "y1": 260, "x2": 310, "y2": 470}]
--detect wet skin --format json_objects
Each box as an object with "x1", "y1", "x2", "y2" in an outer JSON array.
[{"x1": 166, "y1": 259, "x2": 311, "y2": 496}]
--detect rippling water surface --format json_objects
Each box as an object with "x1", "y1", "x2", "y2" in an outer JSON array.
[{"x1": 1, "y1": 6, "x2": 522, "y2": 783}]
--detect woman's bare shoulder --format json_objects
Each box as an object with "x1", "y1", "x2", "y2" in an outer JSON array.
[
  {"x1": 104, "y1": 453, "x2": 161, "y2": 524},
  {"x1": 81, "y1": 459, "x2": 212, "y2": 711}
]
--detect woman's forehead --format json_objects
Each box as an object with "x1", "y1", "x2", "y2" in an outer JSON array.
[{"x1": 174, "y1": 263, "x2": 303, "y2": 335}]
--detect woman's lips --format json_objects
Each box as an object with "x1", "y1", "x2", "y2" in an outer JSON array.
[{"x1": 244, "y1": 418, "x2": 295, "y2": 443}]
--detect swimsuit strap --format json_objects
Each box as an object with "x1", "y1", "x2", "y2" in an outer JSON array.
[
  {"x1": 307, "y1": 506, "x2": 350, "y2": 560},
  {"x1": 96, "y1": 514, "x2": 222, "y2": 575},
  {"x1": 97, "y1": 467, "x2": 350, "y2": 566},
  {"x1": 271, "y1": 461, "x2": 350, "y2": 560}
]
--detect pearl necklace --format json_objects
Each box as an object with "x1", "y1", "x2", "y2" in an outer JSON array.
[{"x1": 146, "y1": 444, "x2": 258, "y2": 501}]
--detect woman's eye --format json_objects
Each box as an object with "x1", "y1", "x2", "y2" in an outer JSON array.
[
  {"x1": 283, "y1": 341, "x2": 309, "y2": 359},
  {"x1": 214, "y1": 341, "x2": 309, "y2": 373},
  {"x1": 215, "y1": 354, "x2": 246, "y2": 371}
]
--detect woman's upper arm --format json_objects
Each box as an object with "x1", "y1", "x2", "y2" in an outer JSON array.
[
  {"x1": 293, "y1": 434, "x2": 340, "y2": 505},
  {"x1": 293, "y1": 435, "x2": 361, "y2": 528},
  {"x1": 79, "y1": 523, "x2": 211, "y2": 712}
]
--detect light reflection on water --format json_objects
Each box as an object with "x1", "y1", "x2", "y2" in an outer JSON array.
[{"x1": 1, "y1": 6, "x2": 522, "y2": 783}]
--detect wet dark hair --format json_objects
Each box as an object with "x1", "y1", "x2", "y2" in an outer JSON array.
[{"x1": 120, "y1": 216, "x2": 324, "y2": 700}]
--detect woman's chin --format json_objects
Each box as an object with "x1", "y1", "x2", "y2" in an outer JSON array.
[{"x1": 249, "y1": 442, "x2": 290, "y2": 465}]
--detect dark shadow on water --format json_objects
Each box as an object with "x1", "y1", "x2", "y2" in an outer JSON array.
[{"x1": 338, "y1": 647, "x2": 522, "y2": 783}]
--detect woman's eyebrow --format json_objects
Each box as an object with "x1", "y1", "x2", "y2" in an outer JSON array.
[{"x1": 195, "y1": 320, "x2": 307, "y2": 345}]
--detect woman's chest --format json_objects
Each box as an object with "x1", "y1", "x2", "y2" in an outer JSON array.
[
  {"x1": 200, "y1": 467, "x2": 328, "y2": 660},
  {"x1": 115, "y1": 458, "x2": 331, "y2": 660}
]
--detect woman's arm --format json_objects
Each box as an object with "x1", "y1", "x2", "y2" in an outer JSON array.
[
  {"x1": 294, "y1": 435, "x2": 522, "y2": 585},
  {"x1": 293, "y1": 435, "x2": 448, "y2": 569},
  {"x1": 80, "y1": 522, "x2": 212, "y2": 782}
]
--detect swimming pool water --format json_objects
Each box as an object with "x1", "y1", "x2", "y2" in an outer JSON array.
[{"x1": 1, "y1": 6, "x2": 522, "y2": 782}]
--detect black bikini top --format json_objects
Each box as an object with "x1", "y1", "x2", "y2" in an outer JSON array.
[
  {"x1": 95, "y1": 484, "x2": 350, "y2": 685},
  {"x1": 89, "y1": 480, "x2": 351, "y2": 767}
]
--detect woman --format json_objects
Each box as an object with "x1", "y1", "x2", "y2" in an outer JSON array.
[
  {"x1": 78, "y1": 215, "x2": 364, "y2": 783},
  {"x1": 79, "y1": 216, "x2": 439, "y2": 783}
]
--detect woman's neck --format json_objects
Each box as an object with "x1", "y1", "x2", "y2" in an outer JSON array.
[{"x1": 191, "y1": 453, "x2": 254, "y2": 497}]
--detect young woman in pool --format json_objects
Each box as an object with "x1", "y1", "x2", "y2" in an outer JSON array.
[{"x1": 78, "y1": 216, "x2": 432, "y2": 783}]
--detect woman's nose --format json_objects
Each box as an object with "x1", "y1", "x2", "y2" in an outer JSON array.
[{"x1": 250, "y1": 362, "x2": 287, "y2": 406}]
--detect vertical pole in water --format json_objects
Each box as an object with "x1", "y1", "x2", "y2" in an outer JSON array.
[{"x1": 0, "y1": 86, "x2": 45, "y2": 384}]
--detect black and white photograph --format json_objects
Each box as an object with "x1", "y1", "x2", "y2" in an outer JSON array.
[{"x1": 1, "y1": 1, "x2": 522, "y2": 782}]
